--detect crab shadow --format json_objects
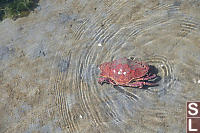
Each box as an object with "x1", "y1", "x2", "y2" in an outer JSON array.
[
  {"x1": 141, "y1": 65, "x2": 161, "y2": 89},
  {"x1": 113, "y1": 85, "x2": 139, "y2": 100}
]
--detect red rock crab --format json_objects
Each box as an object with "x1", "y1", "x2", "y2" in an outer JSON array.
[{"x1": 98, "y1": 57, "x2": 156, "y2": 88}]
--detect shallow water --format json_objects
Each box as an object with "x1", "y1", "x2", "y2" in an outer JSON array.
[{"x1": 0, "y1": 0, "x2": 200, "y2": 133}]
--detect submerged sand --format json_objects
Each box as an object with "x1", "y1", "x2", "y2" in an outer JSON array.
[{"x1": 0, "y1": 0, "x2": 200, "y2": 132}]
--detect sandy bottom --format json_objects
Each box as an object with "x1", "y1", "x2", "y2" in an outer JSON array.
[{"x1": 0, "y1": 0, "x2": 200, "y2": 132}]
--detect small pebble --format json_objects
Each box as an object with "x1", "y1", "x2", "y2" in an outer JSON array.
[
  {"x1": 98, "y1": 43, "x2": 102, "y2": 47},
  {"x1": 79, "y1": 115, "x2": 83, "y2": 119},
  {"x1": 193, "y1": 79, "x2": 197, "y2": 83},
  {"x1": 198, "y1": 80, "x2": 200, "y2": 84}
]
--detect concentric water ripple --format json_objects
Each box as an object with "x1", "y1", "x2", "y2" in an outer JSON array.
[
  {"x1": 50, "y1": 1, "x2": 200, "y2": 132},
  {"x1": 143, "y1": 56, "x2": 175, "y2": 95}
]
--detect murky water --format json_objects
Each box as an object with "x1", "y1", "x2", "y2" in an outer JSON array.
[{"x1": 0, "y1": 0, "x2": 200, "y2": 133}]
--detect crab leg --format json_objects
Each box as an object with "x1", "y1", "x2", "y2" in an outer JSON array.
[
  {"x1": 134, "y1": 74, "x2": 156, "y2": 81},
  {"x1": 108, "y1": 79, "x2": 117, "y2": 85},
  {"x1": 98, "y1": 77, "x2": 116, "y2": 85}
]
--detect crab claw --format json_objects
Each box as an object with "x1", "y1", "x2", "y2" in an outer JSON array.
[
  {"x1": 98, "y1": 80, "x2": 103, "y2": 85},
  {"x1": 98, "y1": 77, "x2": 106, "y2": 85}
]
